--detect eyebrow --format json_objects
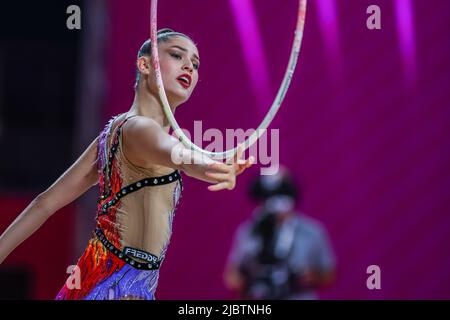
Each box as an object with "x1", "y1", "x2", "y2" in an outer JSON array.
[{"x1": 170, "y1": 45, "x2": 200, "y2": 62}]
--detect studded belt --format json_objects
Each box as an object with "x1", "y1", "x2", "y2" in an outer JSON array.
[
  {"x1": 99, "y1": 170, "x2": 181, "y2": 214},
  {"x1": 94, "y1": 227, "x2": 161, "y2": 270}
]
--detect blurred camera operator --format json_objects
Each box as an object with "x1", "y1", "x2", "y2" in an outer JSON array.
[{"x1": 224, "y1": 166, "x2": 336, "y2": 300}]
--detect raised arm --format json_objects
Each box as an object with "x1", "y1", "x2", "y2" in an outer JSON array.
[
  {"x1": 0, "y1": 137, "x2": 100, "y2": 264},
  {"x1": 123, "y1": 116, "x2": 254, "y2": 191}
]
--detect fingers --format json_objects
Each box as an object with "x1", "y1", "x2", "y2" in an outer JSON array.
[
  {"x1": 206, "y1": 161, "x2": 234, "y2": 191},
  {"x1": 205, "y1": 171, "x2": 229, "y2": 181},
  {"x1": 246, "y1": 156, "x2": 255, "y2": 166},
  {"x1": 206, "y1": 147, "x2": 255, "y2": 192},
  {"x1": 234, "y1": 144, "x2": 244, "y2": 162},
  {"x1": 227, "y1": 144, "x2": 244, "y2": 165},
  {"x1": 208, "y1": 162, "x2": 231, "y2": 173},
  {"x1": 236, "y1": 156, "x2": 255, "y2": 176},
  {"x1": 208, "y1": 181, "x2": 233, "y2": 192}
]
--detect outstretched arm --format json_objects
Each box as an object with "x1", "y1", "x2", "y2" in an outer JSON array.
[
  {"x1": 0, "y1": 137, "x2": 100, "y2": 264},
  {"x1": 123, "y1": 116, "x2": 254, "y2": 191}
]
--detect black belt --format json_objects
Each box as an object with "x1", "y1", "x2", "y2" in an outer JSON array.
[
  {"x1": 99, "y1": 170, "x2": 181, "y2": 214},
  {"x1": 95, "y1": 227, "x2": 161, "y2": 270}
]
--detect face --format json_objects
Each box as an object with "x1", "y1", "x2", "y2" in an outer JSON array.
[{"x1": 139, "y1": 35, "x2": 200, "y2": 107}]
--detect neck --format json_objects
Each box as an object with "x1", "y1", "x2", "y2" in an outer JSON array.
[{"x1": 128, "y1": 85, "x2": 177, "y2": 132}]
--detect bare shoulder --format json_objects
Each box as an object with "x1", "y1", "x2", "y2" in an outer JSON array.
[
  {"x1": 123, "y1": 115, "x2": 169, "y2": 146},
  {"x1": 125, "y1": 115, "x2": 162, "y2": 134},
  {"x1": 121, "y1": 115, "x2": 178, "y2": 171}
]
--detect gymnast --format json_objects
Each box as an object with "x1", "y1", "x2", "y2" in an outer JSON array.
[
  {"x1": 0, "y1": 28, "x2": 254, "y2": 300},
  {"x1": 0, "y1": 0, "x2": 307, "y2": 299}
]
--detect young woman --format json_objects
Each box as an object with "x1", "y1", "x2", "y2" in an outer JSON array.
[{"x1": 0, "y1": 28, "x2": 254, "y2": 300}]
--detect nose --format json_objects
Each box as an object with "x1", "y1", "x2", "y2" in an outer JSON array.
[{"x1": 182, "y1": 61, "x2": 194, "y2": 74}]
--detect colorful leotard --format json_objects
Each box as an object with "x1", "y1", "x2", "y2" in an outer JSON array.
[{"x1": 55, "y1": 113, "x2": 183, "y2": 300}]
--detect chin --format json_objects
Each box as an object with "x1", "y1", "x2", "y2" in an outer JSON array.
[
  {"x1": 175, "y1": 91, "x2": 191, "y2": 104},
  {"x1": 167, "y1": 93, "x2": 189, "y2": 108}
]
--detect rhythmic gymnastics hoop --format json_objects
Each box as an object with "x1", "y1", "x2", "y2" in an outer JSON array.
[{"x1": 150, "y1": 0, "x2": 307, "y2": 160}]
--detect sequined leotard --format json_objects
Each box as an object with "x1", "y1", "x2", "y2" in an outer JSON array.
[{"x1": 56, "y1": 113, "x2": 183, "y2": 300}]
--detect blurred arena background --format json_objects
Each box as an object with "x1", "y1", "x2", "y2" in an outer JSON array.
[{"x1": 0, "y1": 0, "x2": 449, "y2": 299}]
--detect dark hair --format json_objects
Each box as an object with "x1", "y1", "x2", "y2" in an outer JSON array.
[
  {"x1": 249, "y1": 172, "x2": 300, "y2": 204},
  {"x1": 134, "y1": 28, "x2": 193, "y2": 90}
]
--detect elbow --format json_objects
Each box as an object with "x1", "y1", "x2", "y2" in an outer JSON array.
[
  {"x1": 87, "y1": 168, "x2": 100, "y2": 186},
  {"x1": 170, "y1": 144, "x2": 189, "y2": 174}
]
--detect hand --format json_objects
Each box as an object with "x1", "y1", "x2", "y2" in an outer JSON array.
[{"x1": 205, "y1": 144, "x2": 255, "y2": 191}]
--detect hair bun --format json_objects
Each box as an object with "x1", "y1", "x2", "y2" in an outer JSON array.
[{"x1": 157, "y1": 28, "x2": 175, "y2": 36}]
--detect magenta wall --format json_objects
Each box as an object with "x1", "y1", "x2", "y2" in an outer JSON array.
[{"x1": 103, "y1": 0, "x2": 450, "y2": 299}]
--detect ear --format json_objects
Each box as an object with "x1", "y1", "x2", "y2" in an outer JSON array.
[{"x1": 137, "y1": 56, "x2": 151, "y2": 76}]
